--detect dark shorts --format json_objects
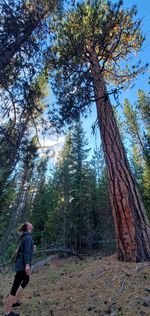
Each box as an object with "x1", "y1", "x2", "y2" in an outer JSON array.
[{"x1": 10, "y1": 271, "x2": 29, "y2": 296}]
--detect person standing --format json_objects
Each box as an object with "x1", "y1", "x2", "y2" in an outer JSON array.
[{"x1": 4, "y1": 222, "x2": 34, "y2": 316}]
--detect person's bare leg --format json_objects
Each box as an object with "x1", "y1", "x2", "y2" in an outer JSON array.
[
  {"x1": 14, "y1": 286, "x2": 24, "y2": 303},
  {"x1": 4, "y1": 294, "x2": 15, "y2": 314}
]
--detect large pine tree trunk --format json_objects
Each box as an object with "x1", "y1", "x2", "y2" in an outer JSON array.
[{"x1": 90, "y1": 51, "x2": 150, "y2": 262}]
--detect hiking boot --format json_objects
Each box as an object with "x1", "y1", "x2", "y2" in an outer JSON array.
[{"x1": 12, "y1": 302, "x2": 21, "y2": 307}]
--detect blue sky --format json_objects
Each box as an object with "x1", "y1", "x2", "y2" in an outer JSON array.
[{"x1": 121, "y1": 0, "x2": 150, "y2": 96}]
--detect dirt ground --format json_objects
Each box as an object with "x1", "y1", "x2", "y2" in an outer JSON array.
[{"x1": 0, "y1": 255, "x2": 150, "y2": 316}]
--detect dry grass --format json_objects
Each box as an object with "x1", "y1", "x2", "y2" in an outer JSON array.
[{"x1": 0, "y1": 255, "x2": 150, "y2": 316}]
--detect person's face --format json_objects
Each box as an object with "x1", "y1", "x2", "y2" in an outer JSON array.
[{"x1": 27, "y1": 223, "x2": 33, "y2": 233}]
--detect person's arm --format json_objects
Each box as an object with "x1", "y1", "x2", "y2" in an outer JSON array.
[{"x1": 23, "y1": 237, "x2": 33, "y2": 274}]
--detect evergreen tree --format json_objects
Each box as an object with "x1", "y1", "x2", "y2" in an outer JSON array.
[
  {"x1": 124, "y1": 98, "x2": 149, "y2": 165},
  {"x1": 131, "y1": 144, "x2": 144, "y2": 187},
  {"x1": 42, "y1": 131, "x2": 74, "y2": 247},
  {"x1": 47, "y1": 0, "x2": 150, "y2": 261},
  {"x1": 137, "y1": 90, "x2": 150, "y2": 166},
  {"x1": 0, "y1": 178, "x2": 16, "y2": 253},
  {"x1": 123, "y1": 90, "x2": 150, "y2": 221},
  {"x1": 32, "y1": 180, "x2": 50, "y2": 245},
  {"x1": 44, "y1": 178, "x2": 60, "y2": 245},
  {"x1": 142, "y1": 167, "x2": 150, "y2": 221},
  {"x1": 46, "y1": 121, "x2": 94, "y2": 251},
  {"x1": 0, "y1": 136, "x2": 39, "y2": 256},
  {"x1": 91, "y1": 146, "x2": 115, "y2": 252},
  {"x1": 45, "y1": 121, "x2": 114, "y2": 253},
  {"x1": 16, "y1": 137, "x2": 38, "y2": 217},
  {"x1": 79, "y1": 163, "x2": 98, "y2": 253},
  {"x1": 69, "y1": 121, "x2": 91, "y2": 250},
  {"x1": 131, "y1": 144, "x2": 150, "y2": 221},
  {"x1": 0, "y1": 0, "x2": 61, "y2": 73},
  {"x1": 0, "y1": 71, "x2": 49, "y2": 186},
  {"x1": 0, "y1": 120, "x2": 19, "y2": 195}
]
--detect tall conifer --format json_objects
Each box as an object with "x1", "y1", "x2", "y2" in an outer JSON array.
[{"x1": 47, "y1": 0, "x2": 150, "y2": 261}]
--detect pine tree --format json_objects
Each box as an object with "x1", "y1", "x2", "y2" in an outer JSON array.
[
  {"x1": 32, "y1": 162, "x2": 51, "y2": 245},
  {"x1": 0, "y1": 178, "x2": 16, "y2": 251},
  {"x1": 80, "y1": 163, "x2": 99, "y2": 253},
  {"x1": 143, "y1": 167, "x2": 150, "y2": 221},
  {"x1": 137, "y1": 90, "x2": 150, "y2": 166},
  {"x1": 55, "y1": 131, "x2": 74, "y2": 247},
  {"x1": 70, "y1": 121, "x2": 91, "y2": 250},
  {"x1": 0, "y1": 137, "x2": 39, "y2": 256},
  {"x1": 44, "y1": 178, "x2": 60, "y2": 245},
  {"x1": 124, "y1": 98, "x2": 148, "y2": 165},
  {"x1": 123, "y1": 90, "x2": 150, "y2": 221},
  {"x1": 131, "y1": 144, "x2": 150, "y2": 221},
  {"x1": 46, "y1": 121, "x2": 93, "y2": 251},
  {"x1": 0, "y1": 0, "x2": 61, "y2": 73},
  {"x1": 91, "y1": 146, "x2": 115, "y2": 253},
  {"x1": 47, "y1": 0, "x2": 150, "y2": 261},
  {"x1": 0, "y1": 120, "x2": 19, "y2": 195}
]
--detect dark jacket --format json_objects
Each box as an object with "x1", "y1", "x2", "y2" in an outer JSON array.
[{"x1": 15, "y1": 232, "x2": 34, "y2": 272}]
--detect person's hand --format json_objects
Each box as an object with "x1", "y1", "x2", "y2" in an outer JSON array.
[{"x1": 25, "y1": 264, "x2": 30, "y2": 275}]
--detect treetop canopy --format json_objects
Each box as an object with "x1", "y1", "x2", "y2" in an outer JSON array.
[{"x1": 46, "y1": 0, "x2": 147, "y2": 124}]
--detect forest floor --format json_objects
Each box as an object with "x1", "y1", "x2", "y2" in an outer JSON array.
[{"x1": 0, "y1": 254, "x2": 150, "y2": 316}]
